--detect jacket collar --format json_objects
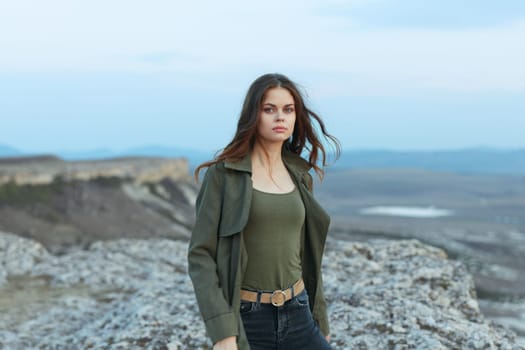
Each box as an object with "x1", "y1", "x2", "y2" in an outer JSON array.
[
  {"x1": 224, "y1": 149, "x2": 311, "y2": 177},
  {"x1": 224, "y1": 153, "x2": 252, "y2": 173}
]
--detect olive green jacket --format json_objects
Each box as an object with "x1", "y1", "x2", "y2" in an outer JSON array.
[{"x1": 187, "y1": 150, "x2": 331, "y2": 349}]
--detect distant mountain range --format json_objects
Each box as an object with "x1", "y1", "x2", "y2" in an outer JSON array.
[
  {"x1": 0, "y1": 144, "x2": 214, "y2": 170},
  {"x1": 1, "y1": 143, "x2": 525, "y2": 174},
  {"x1": 0, "y1": 144, "x2": 22, "y2": 157},
  {"x1": 331, "y1": 148, "x2": 525, "y2": 175}
]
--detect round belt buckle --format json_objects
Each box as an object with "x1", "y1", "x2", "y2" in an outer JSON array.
[{"x1": 270, "y1": 290, "x2": 286, "y2": 307}]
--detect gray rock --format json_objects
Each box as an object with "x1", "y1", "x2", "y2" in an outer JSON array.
[
  {"x1": 0, "y1": 231, "x2": 522, "y2": 349},
  {"x1": 323, "y1": 239, "x2": 522, "y2": 349},
  {"x1": 0, "y1": 231, "x2": 51, "y2": 284}
]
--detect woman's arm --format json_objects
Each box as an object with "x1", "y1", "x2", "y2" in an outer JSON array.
[
  {"x1": 213, "y1": 336, "x2": 237, "y2": 350},
  {"x1": 187, "y1": 166, "x2": 239, "y2": 344}
]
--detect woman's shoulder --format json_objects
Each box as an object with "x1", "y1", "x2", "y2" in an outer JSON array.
[
  {"x1": 201, "y1": 161, "x2": 232, "y2": 181},
  {"x1": 200, "y1": 154, "x2": 251, "y2": 182},
  {"x1": 201, "y1": 162, "x2": 223, "y2": 178},
  {"x1": 207, "y1": 160, "x2": 229, "y2": 172}
]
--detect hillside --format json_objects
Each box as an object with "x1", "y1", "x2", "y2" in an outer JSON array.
[{"x1": 0, "y1": 155, "x2": 197, "y2": 254}]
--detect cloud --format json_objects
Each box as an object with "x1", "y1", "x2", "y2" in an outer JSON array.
[
  {"x1": 0, "y1": 0, "x2": 524, "y2": 95},
  {"x1": 308, "y1": 20, "x2": 525, "y2": 95}
]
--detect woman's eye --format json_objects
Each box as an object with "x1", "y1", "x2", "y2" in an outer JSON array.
[
  {"x1": 263, "y1": 107, "x2": 275, "y2": 113},
  {"x1": 284, "y1": 107, "x2": 294, "y2": 113}
]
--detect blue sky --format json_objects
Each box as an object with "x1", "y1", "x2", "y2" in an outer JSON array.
[{"x1": 0, "y1": 0, "x2": 524, "y2": 153}]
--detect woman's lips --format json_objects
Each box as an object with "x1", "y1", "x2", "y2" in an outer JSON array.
[{"x1": 272, "y1": 127, "x2": 287, "y2": 132}]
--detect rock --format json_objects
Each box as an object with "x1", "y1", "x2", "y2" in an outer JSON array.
[
  {"x1": 0, "y1": 231, "x2": 51, "y2": 284},
  {"x1": 323, "y1": 239, "x2": 522, "y2": 349},
  {"x1": 0, "y1": 156, "x2": 191, "y2": 186},
  {"x1": 0, "y1": 231, "x2": 522, "y2": 349}
]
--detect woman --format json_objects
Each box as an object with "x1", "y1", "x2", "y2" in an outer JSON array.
[{"x1": 188, "y1": 73, "x2": 340, "y2": 350}]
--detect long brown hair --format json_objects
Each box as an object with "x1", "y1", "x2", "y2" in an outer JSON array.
[{"x1": 194, "y1": 73, "x2": 340, "y2": 181}]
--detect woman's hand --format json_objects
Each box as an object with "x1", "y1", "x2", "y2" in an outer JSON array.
[
  {"x1": 213, "y1": 336, "x2": 237, "y2": 350},
  {"x1": 325, "y1": 334, "x2": 331, "y2": 343}
]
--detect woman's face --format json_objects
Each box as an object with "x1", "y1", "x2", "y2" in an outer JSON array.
[{"x1": 256, "y1": 87, "x2": 296, "y2": 145}]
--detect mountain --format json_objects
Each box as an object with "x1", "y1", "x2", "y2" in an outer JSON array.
[
  {"x1": 53, "y1": 146, "x2": 525, "y2": 175},
  {"x1": 0, "y1": 144, "x2": 21, "y2": 157},
  {"x1": 331, "y1": 147, "x2": 525, "y2": 174},
  {"x1": 54, "y1": 147, "x2": 116, "y2": 160},
  {"x1": 3, "y1": 145, "x2": 525, "y2": 174},
  {"x1": 56, "y1": 145, "x2": 215, "y2": 170},
  {"x1": 120, "y1": 145, "x2": 214, "y2": 169}
]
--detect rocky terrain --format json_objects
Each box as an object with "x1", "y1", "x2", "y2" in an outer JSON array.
[
  {"x1": 0, "y1": 230, "x2": 522, "y2": 349},
  {"x1": 1, "y1": 154, "x2": 524, "y2": 348}
]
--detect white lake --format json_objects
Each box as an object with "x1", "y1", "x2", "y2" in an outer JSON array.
[{"x1": 359, "y1": 206, "x2": 454, "y2": 218}]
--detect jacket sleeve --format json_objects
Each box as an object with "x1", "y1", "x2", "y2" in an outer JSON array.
[
  {"x1": 187, "y1": 165, "x2": 238, "y2": 343},
  {"x1": 304, "y1": 171, "x2": 331, "y2": 336},
  {"x1": 314, "y1": 271, "x2": 330, "y2": 336}
]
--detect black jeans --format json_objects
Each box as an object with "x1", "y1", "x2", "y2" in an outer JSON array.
[{"x1": 240, "y1": 289, "x2": 332, "y2": 350}]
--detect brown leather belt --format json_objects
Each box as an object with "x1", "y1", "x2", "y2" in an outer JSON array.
[{"x1": 240, "y1": 279, "x2": 305, "y2": 307}]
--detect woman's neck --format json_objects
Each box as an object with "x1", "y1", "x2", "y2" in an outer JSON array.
[
  {"x1": 252, "y1": 141, "x2": 284, "y2": 169},
  {"x1": 250, "y1": 141, "x2": 295, "y2": 193}
]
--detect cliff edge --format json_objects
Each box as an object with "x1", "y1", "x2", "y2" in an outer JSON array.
[{"x1": 0, "y1": 155, "x2": 197, "y2": 254}]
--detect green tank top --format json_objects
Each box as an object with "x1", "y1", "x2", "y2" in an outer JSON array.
[{"x1": 241, "y1": 186, "x2": 305, "y2": 291}]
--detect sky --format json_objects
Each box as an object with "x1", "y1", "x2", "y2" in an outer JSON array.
[{"x1": 1, "y1": 0, "x2": 524, "y2": 154}]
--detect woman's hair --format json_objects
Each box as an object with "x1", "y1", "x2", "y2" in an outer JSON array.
[{"x1": 194, "y1": 73, "x2": 341, "y2": 181}]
